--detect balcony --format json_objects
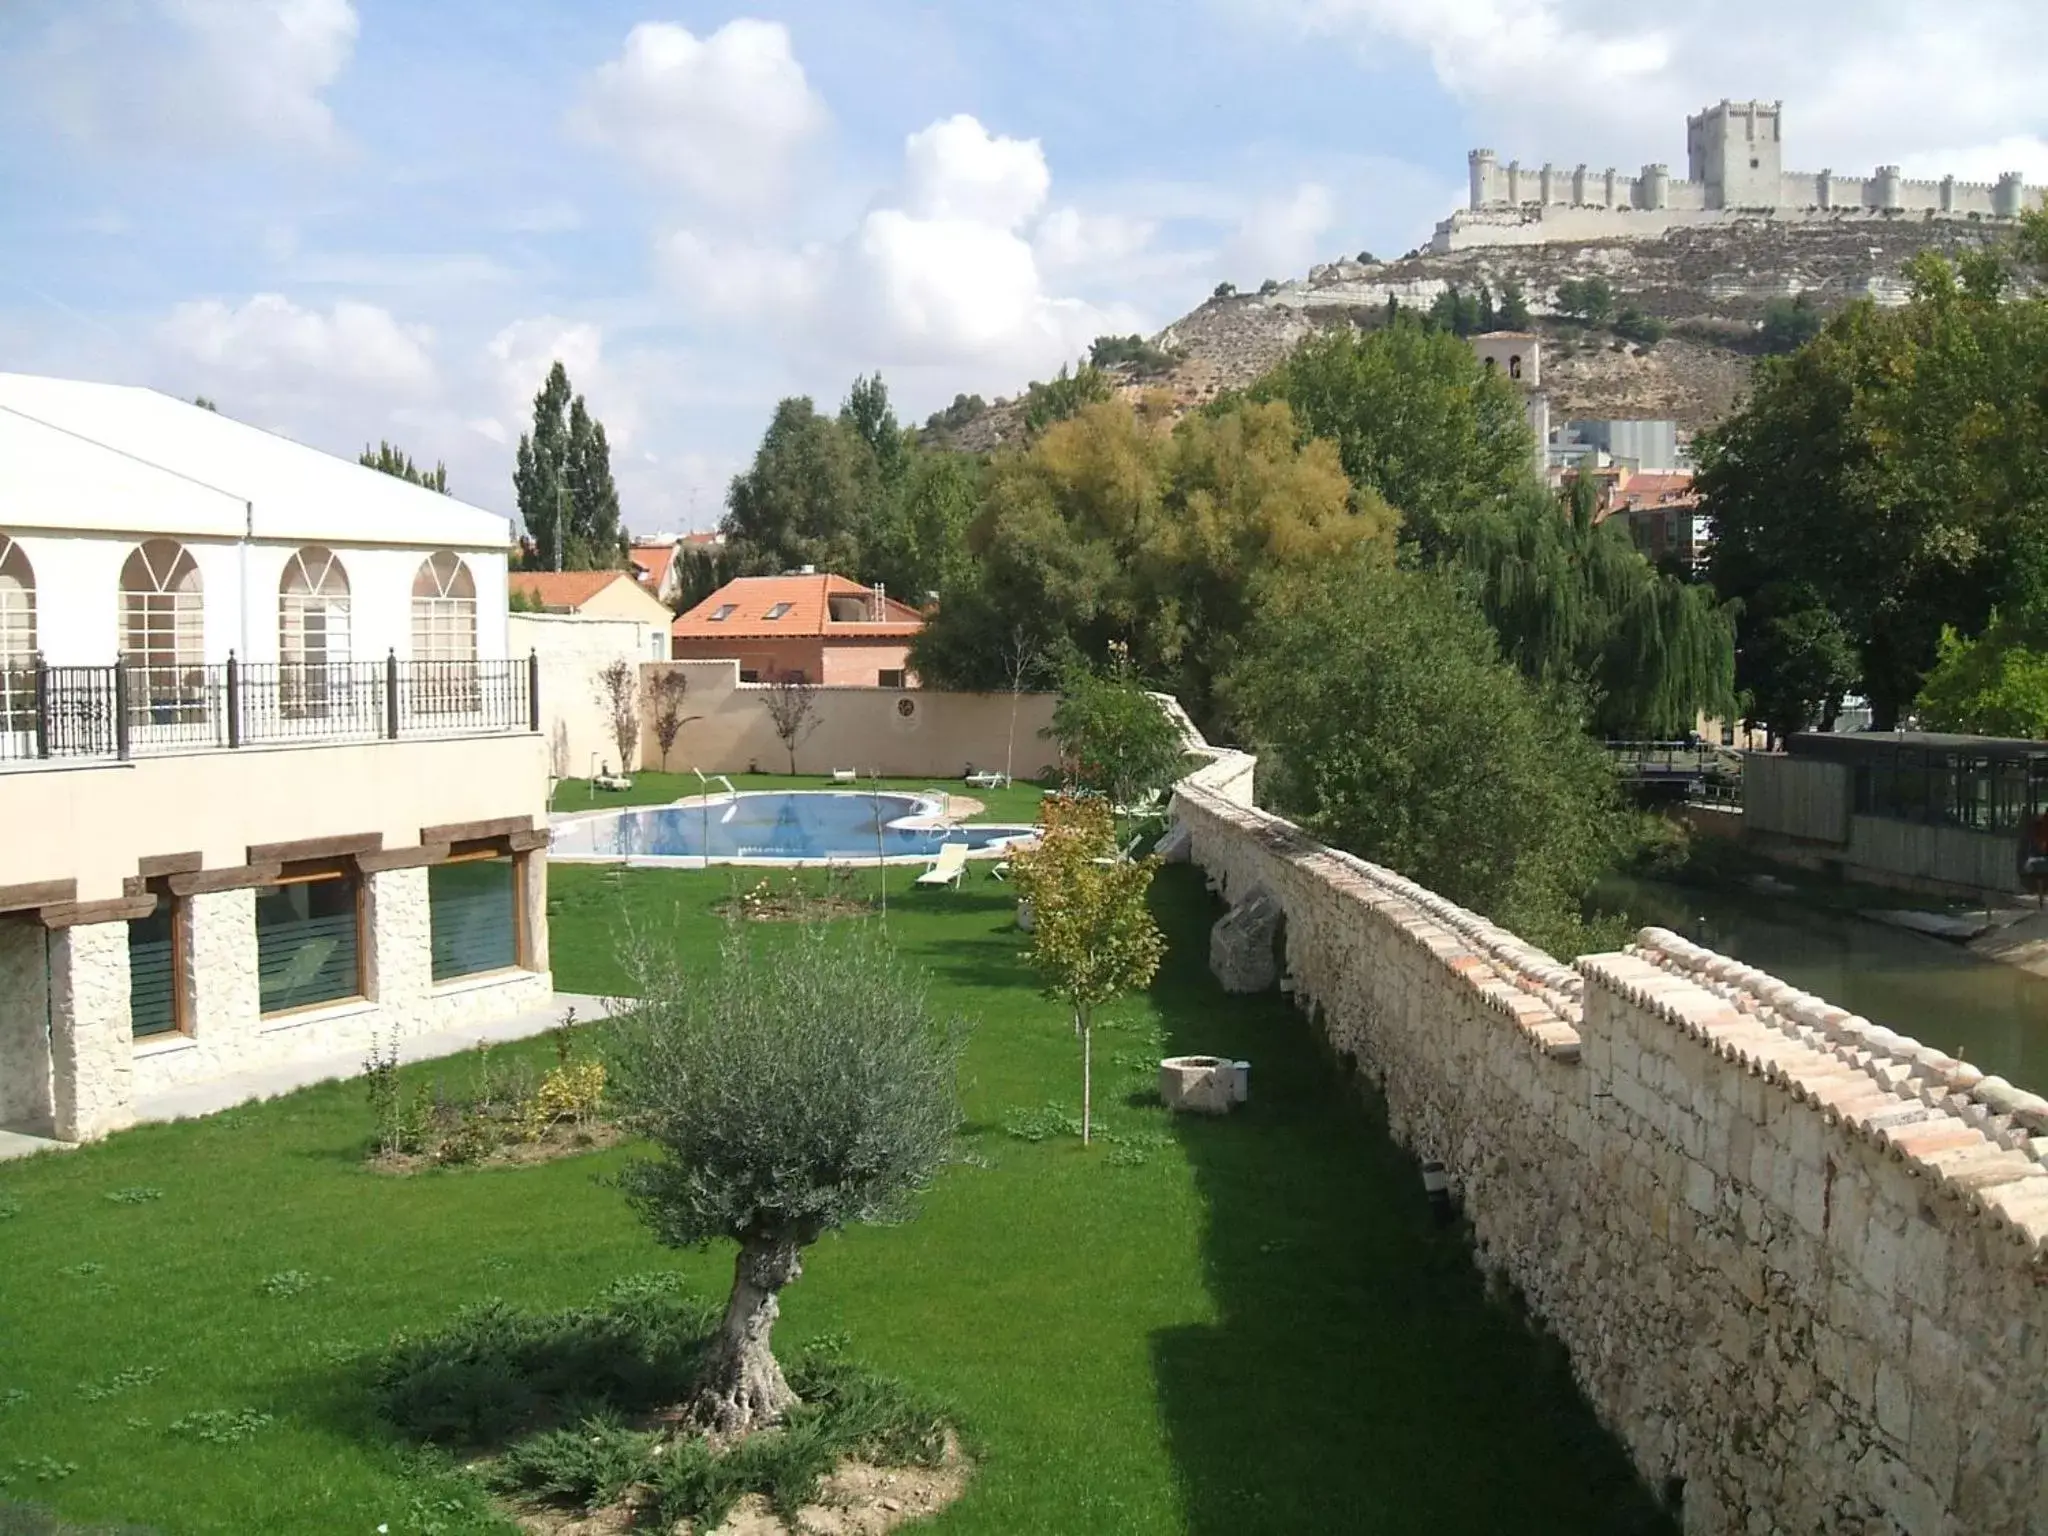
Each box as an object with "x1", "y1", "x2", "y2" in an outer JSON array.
[{"x1": 1, "y1": 654, "x2": 538, "y2": 767}]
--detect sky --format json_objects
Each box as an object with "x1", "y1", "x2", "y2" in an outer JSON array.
[{"x1": 2, "y1": 2, "x2": 2046, "y2": 535}]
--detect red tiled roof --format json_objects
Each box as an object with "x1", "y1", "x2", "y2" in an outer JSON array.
[
  {"x1": 508, "y1": 570, "x2": 636, "y2": 609},
  {"x1": 671, "y1": 573, "x2": 925, "y2": 640},
  {"x1": 629, "y1": 541, "x2": 676, "y2": 592}
]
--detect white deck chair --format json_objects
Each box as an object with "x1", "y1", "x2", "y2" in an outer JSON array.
[
  {"x1": 915, "y1": 842, "x2": 969, "y2": 888},
  {"x1": 829, "y1": 768, "x2": 858, "y2": 784}
]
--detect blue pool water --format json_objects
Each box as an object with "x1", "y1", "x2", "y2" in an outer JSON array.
[{"x1": 552, "y1": 792, "x2": 1035, "y2": 863}]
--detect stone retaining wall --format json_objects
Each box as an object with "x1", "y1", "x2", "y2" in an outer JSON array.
[{"x1": 1171, "y1": 751, "x2": 2048, "y2": 1536}]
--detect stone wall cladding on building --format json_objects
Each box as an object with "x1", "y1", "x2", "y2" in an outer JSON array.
[
  {"x1": 0, "y1": 919, "x2": 52, "y2": 1131},
  {"x1": 1169, "y1": 749, "x2": 2048, "y2": 1536},
  {"x1": 49, "y1": 922, "x2": 135, "y2": 1141},
  {"x1": 130, "y1": 869, "x2": 552, "y2": 1099}
]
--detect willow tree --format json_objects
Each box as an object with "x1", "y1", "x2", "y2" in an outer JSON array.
[
  {"x1": 1460, "y1": 475, "x2": 1736, "y2": 739},
  {"x1": 608, "y1": 926, "x2": 967, "y2": 1432}
]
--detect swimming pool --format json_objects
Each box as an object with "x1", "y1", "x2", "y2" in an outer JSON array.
[{"x1": 550, "y1": 791, "x2": 1036, "y2": 866}]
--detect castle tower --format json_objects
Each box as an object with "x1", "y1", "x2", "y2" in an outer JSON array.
[
  {"x1": 1469, "y1": 149, "x2": 1500, "y2": 210},
  {"x1": 1640, "y1": 163, "x2": 1670, "y2": 211},
  {"x1": 1687, "y1": 99, "x2": 1783, "y2": 209},
  {"x1": 1995, "y1": 172, "x2": 2026, "y2": 219},
  {"x1": 1875, "y1": 165, "x2": 1902, "y2": 211}
]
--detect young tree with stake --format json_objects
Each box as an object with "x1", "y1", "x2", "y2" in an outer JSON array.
[
  {"x1": 594, "y1": 659, "x2": 640, "y2": 776},
  {"x1": 761, "y1": 668, "x2": 820, "y2": 774},
  {"x1": 608, "y1": 925, "x2": 967, "y2": 1432},
  {"x1": 1010, "y1": 793, "x2": 1165, "y2": 1145},
  {"x1": 650, "y1": 670, "x2": 691, "y2": 771}
]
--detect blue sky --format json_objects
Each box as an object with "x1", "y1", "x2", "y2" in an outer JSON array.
[{"x1": 3, "y1": 1, "x2": 2045, "y2": 532}]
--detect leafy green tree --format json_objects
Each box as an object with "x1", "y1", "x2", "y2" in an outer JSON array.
[
  {"x1": 1252, "y1": 317, "x2": 1535, "y2": 559},
  {"x1": 609, "y1": 926, "x2": 966, "y2": 1432},
  {"x1": 1757, "y1": 295, "x2": 1823, "y2": 354},
  {"x1": 721, "y1": 397, "x2": 875, "y2": 578},
  {"x1": 1700, "y1": 252, "x2": 2048, "y2": 725},
  {"x1": 1009, "y1": 792, "x2": 1164, "y2": 1146},
  {"x1": 839, "y1": 373, "x2": 909, "y2": 500},
  {"x1": 1460, "y1": 476, "x2": 1735, "y2": 737},
  {"x1": 1088, "y1": 334, "x2": 1174, "y2": 372},
  {"x1": 1916, "y1": 610, "x2": 2048, "y2": 737},
  {"x1": 923, "y1": 393, "x2": 987, "y2": 434},
  {"x1": 1212, "y1": 282, "x2": 1237, "y2": 300},
  {"x1": 1498, "y1": 281, "x2": 1533, "y2": 330},
  {"x1": 1226, "y1": 555, "x2": 1632, "y2": 954},
  {"x1": 1050, "y1": 646, "x2": 1185, "y2": 811},
  {"x1": 1554, "y1": 276, "x2": 1616, "y2": 324},
  {"x1": 1022, "y1": 363, "x2": 1114, "y2": 434},
  {"x1": 1737, "y1": 585, "x2": 1860, "y2": 742},
  {"x1": 1613, "y1": 307, "x2": 1666, "y2": 346},
  {"x1": 515, "y1": 362, "x2": 623, "y2": 570},
  {"x1": 911, "y1": 397, "x2": 1386, "y2": 729},
  {"x1": 359, "y1": 440, "x2": 449, "y2": 493},
  {"x1": 870, "y1": 449, "x2": 979, "y2": 603}
]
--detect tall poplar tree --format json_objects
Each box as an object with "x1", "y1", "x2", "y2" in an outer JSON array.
[
  {"x1": 359, "y1": 441, "x2": 449, "y2": 493},
  {"x1": 514, "y1": 361, "x2": 623, "y2": 570}
]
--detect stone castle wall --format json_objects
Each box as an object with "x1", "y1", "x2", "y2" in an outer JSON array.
[{"x1": 1170, "y1": 750, "x2": 2048, "y2": 1535}]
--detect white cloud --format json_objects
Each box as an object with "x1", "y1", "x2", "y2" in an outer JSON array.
[
  {"x1": 656, "y1": 230, "x2": 828, "y2": 322},
  {"x1": 157, "y1": 294, "x2": 435, "y2": 394},
  {"x1": 569, "y1": 19, "x2": 827, "y2": 213},
  {"x1": 480, "y1": 317, "x2": 617, "y2": 446},
  {"x1": 1223, "y1": 183, "x2": 1336, "y2": 284},
  {"x1": 900, "y1": 114, "x2": 1052, "y2": 229},
  {"x1": 24, "y1": 0, "x2": 358, "y2": 152},
  {"x1": 1034, "y1": 207, "x2": 1159, "y2": 275},
  {"x1": 1254, "y1": 0, "x2": 2048, "y2": 182}
]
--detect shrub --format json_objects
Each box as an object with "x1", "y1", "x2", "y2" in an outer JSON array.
[
  {"x1": 489, "y1": 1414, "x2": 655, "y2": 1507},
  {"x1": 374, "y1": 1277, "x2": 719, "y2": 1448},
  {"x1": 1049, "y1": 647, "x2": 1183, "y2": 812},
  {"x1": 1613, "y1": 307, "x2": 1666, "y2": 346},
  {"x1": 1211, "y1": 281, "x2": 1236, "y2": 300}
]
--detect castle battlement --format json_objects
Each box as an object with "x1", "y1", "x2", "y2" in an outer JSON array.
[{"x1": 1445, "y1": 102, "x2": 2045, "y2": 252}]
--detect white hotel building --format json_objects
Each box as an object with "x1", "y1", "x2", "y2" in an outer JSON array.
[{"x1": 0, "y1": 374, "x2": 555, "y2": 1145}]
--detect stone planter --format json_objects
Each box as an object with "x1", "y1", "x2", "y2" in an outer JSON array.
[
  {"x1": 1159, "y1": 1055, "x2": 1242, "y2": 1115},
  {"x1": 1016, "y1": 898, "x2": 1034, "y2": 932}
]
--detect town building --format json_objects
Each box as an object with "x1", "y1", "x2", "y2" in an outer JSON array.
[
  {"x1": 669, "y1": 571, "x2": 923, "y2": 686},
  {"x1": 509, "y1": 570, "x2": 673, "y2": 660},
  {"x1": 1467, "y1": 332, "x2": 1550, "y2": 480},
  {"x1": 0, "y1": 374, "x2": 553, "y2": 1145}
]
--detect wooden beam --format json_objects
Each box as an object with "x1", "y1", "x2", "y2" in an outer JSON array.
[
  {"x1": 136, "y1": 851, "x2": 205, "y2": 878},
  {"x1": 419, "y1": 815, "x2": 536, "y2": 846},
  {"x1": 0, "y1": 879, "x2": 79, "y2": 915},
  {"x1": 167, "y1": 863, "x2": 283, "y2": 897},
  {"x1": 40, "y1": 895, "x2": 158, "y2": 929},
  {"x1": 245, "y1": 832, "x2": 384, "y2": 866},
  {"x1": 356, "y1": 843, "x2": 452, "y2": 873}
]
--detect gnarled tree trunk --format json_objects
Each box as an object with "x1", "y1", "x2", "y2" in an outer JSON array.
[{"x1": 690, "y1": 1232, "x2": 804, "y2": 1433}]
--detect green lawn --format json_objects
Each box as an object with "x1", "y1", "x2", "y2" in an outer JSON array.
[
  {"x1": 0, "y1": 865, "x2": 1669, "y2": 1535},
  {"x1": 549, "y1": 771, "x2": 1051, "y2": 826}
]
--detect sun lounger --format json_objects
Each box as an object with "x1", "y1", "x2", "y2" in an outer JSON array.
[
  {"x1": 965, "y1": 770, "x2": 1011, "y2": 790},
  {"x1": 915, "y1": 842, "x2": 969, "y2": 888},
  {"x1": 829, "y1": 768, "x2": 858, "y2": 784}
]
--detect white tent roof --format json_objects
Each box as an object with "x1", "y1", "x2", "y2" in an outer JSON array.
[{"x1": 0, "y1": 372, "x2": 511, "y2": 550}]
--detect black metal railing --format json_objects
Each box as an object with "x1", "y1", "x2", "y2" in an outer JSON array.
[{"x1": 0, "y1": 651, "x2": 538, "y2": 765}]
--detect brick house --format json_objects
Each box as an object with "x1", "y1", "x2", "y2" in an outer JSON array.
[{"x1": 669, "y1": 572, "x2": 923, "y2": 686}]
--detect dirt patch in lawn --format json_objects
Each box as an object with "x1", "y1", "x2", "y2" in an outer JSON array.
[
  {"x1": 711, "y1": 894, "x2": 876, "y2": 923},
  {"x1": 368, "y1": 1121, "x2": 622, "y2": 1175},
  {"x1": 512, "y1": 1441, "x2": 971, "y2": 1536}
]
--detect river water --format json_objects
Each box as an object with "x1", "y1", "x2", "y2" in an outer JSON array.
[{"x1": 1603, "y1": 878, "x2": 2048, "y2": 1096}]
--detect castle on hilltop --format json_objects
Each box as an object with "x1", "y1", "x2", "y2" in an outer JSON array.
[{"x1": 1433, "y1": 101, "x2": 2047, "y2": 251}]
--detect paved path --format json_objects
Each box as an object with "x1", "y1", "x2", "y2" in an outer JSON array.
[{"x1": 0, "y1": 991, "x2": 621, "y2": 1161}]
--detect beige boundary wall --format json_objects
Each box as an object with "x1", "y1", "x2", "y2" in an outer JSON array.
[
  {"x1": 1171, "y1": 747, "x2": 2048, "y2": 1535},
  {"x1": 636, "y1": 660, "x2": 1059, "y2": 781},
  {"x1": 511, "y1": 611, "x2": 660, "y2": 781}
]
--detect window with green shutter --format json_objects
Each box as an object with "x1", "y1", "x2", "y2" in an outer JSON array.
[
  {"x1": 128, "y1": 895, "x2": 182, "y2": 1038},
  {"x1": 429, "y1": 856, "x2": 518, "y2": 982}
]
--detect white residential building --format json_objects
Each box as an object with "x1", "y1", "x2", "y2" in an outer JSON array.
[{"x1": 0, "y1": 375, "x2": 555, "y2": 1144}]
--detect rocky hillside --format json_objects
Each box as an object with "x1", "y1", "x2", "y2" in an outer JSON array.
[{"x1": 934, "y1": 216, "x2": 2021, "y2": 449}]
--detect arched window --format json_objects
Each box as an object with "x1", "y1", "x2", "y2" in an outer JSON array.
[
  {"x1": 280, "y1": 546, "x2": 351, "y2": 668},
  {"x1": 1508, "y1": 355, "x2": 1524, "y2": 380},
  {"x1": 122, "y1": 540, "x2": 204, "y2": 721},
  {"x1": 410, "y1": 551, "x2": 476, "y2": 662},
  {"x1": 0, "y1": 535, "x2": 35, "y2": 735},
  {"x1": 280, "y1": 546, "x2": 350, "y2": 719}
]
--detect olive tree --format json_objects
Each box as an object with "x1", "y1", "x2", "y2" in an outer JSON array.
[{"x1": 608, "y1": 925, "x2": 967, "y2": 1433}]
